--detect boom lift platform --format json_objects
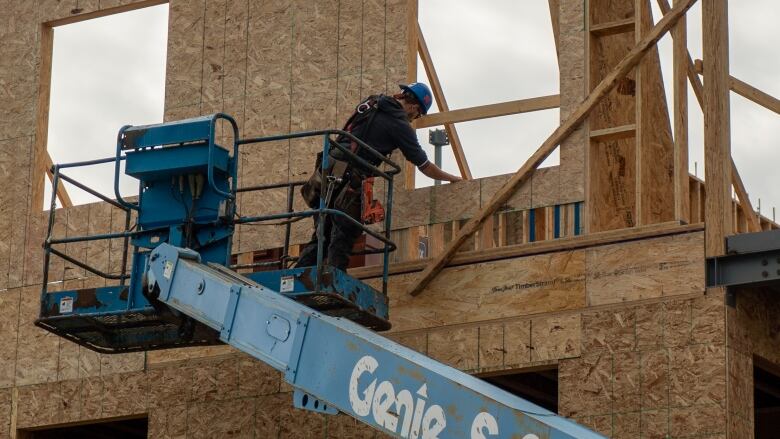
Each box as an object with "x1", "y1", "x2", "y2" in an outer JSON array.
[{"x1": 35, "y1": 114, "x2": 603, "y2": 438}]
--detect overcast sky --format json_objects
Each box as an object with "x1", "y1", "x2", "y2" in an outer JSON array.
[{"x1": 46, "y1": 1, "x2": 780, "y2": 220}]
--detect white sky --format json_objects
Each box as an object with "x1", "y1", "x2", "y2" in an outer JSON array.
[{"x1": 45, "y1": 2, "x2": 780, "y2": 220}]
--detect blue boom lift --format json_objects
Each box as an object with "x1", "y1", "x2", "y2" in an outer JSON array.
[{"x1": 35, "y1": 114, "x2": 603, "y2": 438}]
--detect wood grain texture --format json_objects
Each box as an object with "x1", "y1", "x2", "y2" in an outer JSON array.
[
  {"x1": 671, "y1": 0, "x2": 690, "y2": 224},
  {"x1": 414, "y1": 95, "x2": 561, "y2": 129},
  {"x1": 702, "y1": 0, "x2": 732, "y2": 256}
]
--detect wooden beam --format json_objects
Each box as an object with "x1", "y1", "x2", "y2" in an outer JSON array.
[
  {"x1": 548, "y1": 0, "x2": 561, "y2": 61},
  {"x1": 692, "y1": 59, "x2": 780, "y2": 115},
  {"x1": 589, "y1": 18, "x2": 636, "y2": 37},
  {"x1": 349, "y1": 221, "x2": 702, "y2": 279},
  {"x1": 404, "y1": 0, "x2": 419, "y2": 190},
  {"x1": 32, "y1": 24, "x2": 54, "y2": 212},
  {"x1": 672, "y1": 0, "x2": 690, "y2": 224},
  {"x1": 414, "y1": 95, "x2": 561, "y2": 129},
  {"x1": 589, "y1": 124, "x2": 636, "y2": 143},
  {"x1": 702, "y1": 0, "x2": 732, "y2": 257},
  {"x1": 43, "y1": 152, "x2": 73, "y2": 208},
  {"x1": 730, "y1": 158, "x2": 761, "y2": 232},
  {"x1": 417, "y1": 24, "x2": 473, "y2": 180},
  {"x1": 406, "y1": 0, "x2": 699, "y2": 296}
]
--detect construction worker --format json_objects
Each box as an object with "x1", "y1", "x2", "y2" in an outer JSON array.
[{"x1": 296, "y1": 82, "x2": 462, "y2": 270}]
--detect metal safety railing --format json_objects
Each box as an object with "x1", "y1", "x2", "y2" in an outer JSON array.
[
  {"x1": 233, "y1": 129, "x2": 401, "y2": 295},
  {"x1": 41, "y1": 118, "x2": 399, "y2": 307}
]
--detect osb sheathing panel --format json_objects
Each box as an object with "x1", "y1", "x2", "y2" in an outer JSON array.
[
  {"x1": 725, "y1": 288, "x2": 780, "y2": 434},
  {"x1": 15, "y1": 286, "x2": 59, "y2": 387},
  {"x1": 378, "y1": 232, "x2": 702, "y2": 333},
  {"x1": 557, "y1": 0, "x2": 586, "y2": 203},
  {"x1": 291, "y1": 0, "x2": 338, "y2": 85},
  {"x1": 23, "y1": 212, "x2": 47, "y2": 286},
  {"x1": 586, "y1": 231, "x2": 704, "y2": 306},
  {"x1": 377, "y1": 250, "x2": 586, "y2": 332},
  {"x1": 0, "y1": 2, "x2": 37, "y2": 142},
  {"x1": 0, "y1": 289, "x2": 20, "y2": 389},
  {"x1": 727, "y1": 288, "x2": 780, "y2": 363},
  {"x1": 14, "y1": 371, "x2": 149, "y2": 430},
  {"x1": 554, "y1": 292, "x2": 728, "y2": 438},
  {"x1": 165, "y1": 0, "x2": 206, "y2": 109},
  {"x1": 201, "y1": 0, "x2": 228, "y2": 105}
]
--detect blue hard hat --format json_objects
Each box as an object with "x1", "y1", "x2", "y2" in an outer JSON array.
[{"x1": 399, "y1": 82, "x2": 433, "y2": 115}]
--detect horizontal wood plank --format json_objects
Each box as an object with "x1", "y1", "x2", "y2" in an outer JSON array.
[{"x1": 414, "y1": 95, "x2": 561, "y2": 129}]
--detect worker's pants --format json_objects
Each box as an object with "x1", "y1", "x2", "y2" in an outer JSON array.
[{"x1": 296, "y1": 191, "x2": 362, "y2": 271}]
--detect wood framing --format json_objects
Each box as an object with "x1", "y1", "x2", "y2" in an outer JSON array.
[
  {"x1": 407, "y1": 0, "x2": 698, "y2": 296},
  {"x1": 414, "y1": 95, "x2": 560, "y2": 129},
  {"x1": 417, "y1": 23, "x2": 473, "y2": 180},
  {"x1": 31, "y1": 24, "x2": 54, "y2": 213},
  {"x1": 702, "y1": 0, "x2": 733, "y2": 257},
  {"x1": 672, "y1": 0, "x2": 690, "y2": 223},
  {"x1": 404, "y1": 0, "x2": 419, "y2": 190},
  {"x1": 693, "y1": 59, "x2": 780, "y2": 114},
  {"x1": 547, "y1": 0, "x2": 560, "y2": 61},
  {"x1": 658, "y1": 0, "x2": 760, "y2": 232}
]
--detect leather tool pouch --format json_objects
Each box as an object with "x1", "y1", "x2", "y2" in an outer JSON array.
[{"x1": 300, "y1": 152, "x2": 324, "y2": 208}]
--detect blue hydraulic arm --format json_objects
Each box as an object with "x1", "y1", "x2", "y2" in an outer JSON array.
[{"x1": 147, "y1": 243, "x2": 604, "y2": 439}]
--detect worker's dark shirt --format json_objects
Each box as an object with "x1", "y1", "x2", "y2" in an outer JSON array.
[{"x1": 349, "y1": 95, "x2": 429, "y2": 169}]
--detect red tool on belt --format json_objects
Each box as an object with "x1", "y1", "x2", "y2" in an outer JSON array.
[{"x1": 361, "y1": 177, "x2": 385, "y2": 224}]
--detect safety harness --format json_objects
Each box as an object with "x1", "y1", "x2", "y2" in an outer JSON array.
[{"x1": 300, "y1": 95, "x2": 386, "y2": 224}]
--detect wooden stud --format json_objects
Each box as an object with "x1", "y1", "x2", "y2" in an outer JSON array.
[
  {"x1": 635, "y1": 0, "x2": 676, "y2": 227},
  {"x1": 702, "y1": 0, "x2": 732, "y2": 256},
  {"x1": 406, "y1": 0, "x2": 698, "y2": 296},
  {"x1": 405, "y1": 0, "x2": 419, "y2": 190},
  {"x1": 429, "y1": 223, "x2": 445, "y2": 257},
  {"x1": 479, "y1": 215, "x2": 495, "y2": 251},
  {"x1": 497, "y1": 212, "x2": 507, "y2": 247},
  {"x1": 414, "y1": 95, "x2": 561, "y2": 129},
  {"x1": 548, "y1": 0, "x2": 561, "y2": 62},
  {"x1": 31, "y1": 24, "x2": 54, "y2": 212},
  {"x1": 417, "y1": 24, "x2": 473, "y2": 180},
  {"x1": 672, "y1": 0, "x2": 690, "y2": 224},
  {"x1": 236, "y1": 252, "x2": 253, "y2": 274}
]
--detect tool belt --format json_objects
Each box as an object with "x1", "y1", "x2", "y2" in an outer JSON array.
[{"x1": 300, "y1": 150, "x2": 362, "y2": 217}]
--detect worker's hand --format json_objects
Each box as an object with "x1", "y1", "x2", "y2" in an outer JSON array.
[{"x1": 447, "y1": 175, "x2": 463, "y2": 183}]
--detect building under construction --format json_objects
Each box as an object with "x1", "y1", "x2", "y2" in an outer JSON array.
[{"x1": 1, "y1": 0, "x2": 779, "y2": 437}]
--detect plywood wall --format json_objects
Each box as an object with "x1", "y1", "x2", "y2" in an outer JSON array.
[{"x1": 0, "y1": 0, "x2": 755, "y2": 438}]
